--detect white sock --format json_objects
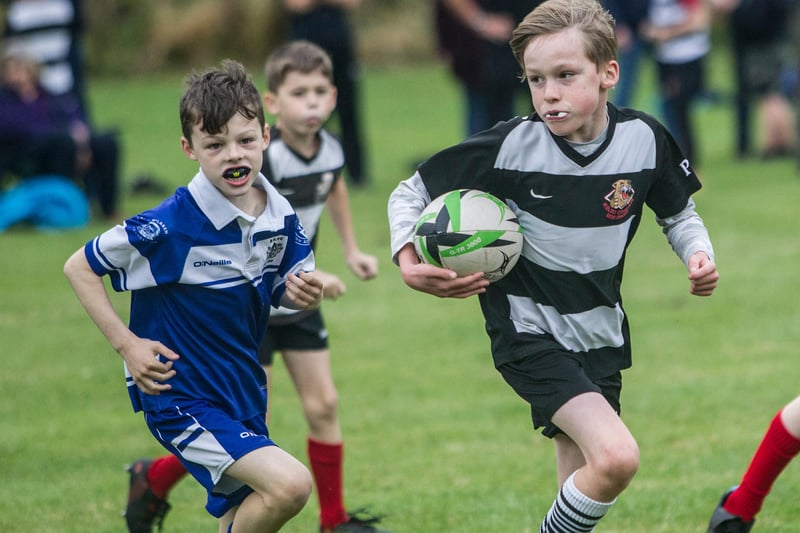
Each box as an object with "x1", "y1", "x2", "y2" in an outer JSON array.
[{"x1": 539, "y1": 472, "x2": 616, "y2": 532}]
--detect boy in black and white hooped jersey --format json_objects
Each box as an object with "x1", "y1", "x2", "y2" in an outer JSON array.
[{"x1": 387, "y1": 1, "x2": 719, "y2": 531}]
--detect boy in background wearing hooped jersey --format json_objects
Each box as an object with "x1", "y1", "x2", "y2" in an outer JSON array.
[
  {"x1": 387, "y1": 0, "x2": 719, "y2": 531},
  {"x1": 121, "y1": 42, "x2": 387, "y2": 533},
  {"x1": 64, "y1": 59, "x2": 323, "y2": 533}
]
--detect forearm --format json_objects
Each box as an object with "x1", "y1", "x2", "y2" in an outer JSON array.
[
  {"x1": 283, "y1": 0, "x2": 360, "y2": 13},
  {"x1": 63, "y1": 249, "x2": 136, "y2": 354},
  {"x1": 326, "y1": 180, "x2": 360, "y2": 257},
  {"x1": 388, "y1": 173, "x2": 430, "y2": 262},
  {"x1": 441, "y1": 0, "x2": 487, "y2": 30},
  {"x1": 657, "y1": 199, "x2": 715, "y2": 265}
]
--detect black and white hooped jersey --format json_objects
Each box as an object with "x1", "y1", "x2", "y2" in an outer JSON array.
[
  {"x1": 85, "y1": 172, "x2": 314, "y2": 419},
  {"x1": 388, "y1": 104, "x2": 713, "y2": 377},
  {"x1": 261, "y1": 127, "x2": 344, "y2": 321}
]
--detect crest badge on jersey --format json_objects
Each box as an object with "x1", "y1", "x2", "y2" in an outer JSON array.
[
  {"x1": 133, "y1": 218, "x2": 169, "y2": 242},
  {"x1": 603, "y1": 179, "x2": 634, "y2": 221}
]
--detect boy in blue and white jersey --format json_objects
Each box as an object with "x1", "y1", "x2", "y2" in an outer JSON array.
[
  {"x1": 388, "y1": 1, "x2": 720, "y2": 532},
  {"x1": 123, "y1": 42, "x2": 386, "y2": 533},
  {"x1": 64, "y1": 59, "x2": 323, "y2": 533}
]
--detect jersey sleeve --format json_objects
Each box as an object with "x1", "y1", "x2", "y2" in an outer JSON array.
[
  {"x1": 84, "y1": 210, "x2": 186, "y2": 292},
  {"x1": 644, "y1": 119, "x2": 703, "y2": 219},
  {"x1": 387, "y1": 121, "x2": 513, "y2": 261},
  {"x1": 270, "y1": 213, "x2": 315, "y2": 306}
]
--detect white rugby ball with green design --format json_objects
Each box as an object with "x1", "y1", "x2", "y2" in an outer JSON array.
[{"x1": 413, "y1": 189, "x2": 523, "y2": 282}]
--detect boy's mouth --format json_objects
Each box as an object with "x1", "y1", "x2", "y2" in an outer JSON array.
[
  {"x1": 223, "y1": 167, "x2": 251, "y2": 180},
  {"x1": 546, "y1": 111, "x2": 568, "y2": 119}
]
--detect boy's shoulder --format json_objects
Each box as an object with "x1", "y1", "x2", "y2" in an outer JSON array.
[{"x1": 612, "y1": 104, "x2": 664, "y2": 131}]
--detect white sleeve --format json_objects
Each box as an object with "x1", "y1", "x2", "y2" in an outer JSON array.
[
  {"x1": 656, "y1": 198, "x2": 715, "y2": 265},
  {"x1": 387, "y1": 172, "x2": 431, "y2": 263}
]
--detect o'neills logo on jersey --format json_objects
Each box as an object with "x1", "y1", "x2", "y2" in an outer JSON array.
[
  {"x1": 603, "y1": 179, "x2": 634, "y2": 220},
  {"x1": 134, "y1": 218, "x2": 168, "y2": 241},
  {"x1": 193, "y1": 259, "x2": 232, "y2": 267}
]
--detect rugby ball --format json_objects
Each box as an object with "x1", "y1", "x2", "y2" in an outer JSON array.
[{"x1": 413, "y1": 189, "x2": 523, "y2": 282}]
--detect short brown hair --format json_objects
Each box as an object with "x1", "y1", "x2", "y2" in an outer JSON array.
[
  {"x1": 179, "y1": 59, "x2": 265, "y2": 144},
  {"x1": 264, "y1": 40, "x2": 334, "y2": 93},
  {"x1": 510, "y1": 0, "x2": 617, "y2": 73}
]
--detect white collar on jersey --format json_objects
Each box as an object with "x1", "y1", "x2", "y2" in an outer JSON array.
[{"x1": 188, "y1": 170, "x2": 269, "y2": 230}]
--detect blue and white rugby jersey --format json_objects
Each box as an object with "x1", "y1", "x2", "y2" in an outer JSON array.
[
  {"x1": 84, "y1": 171, "x2": 314, "y2": 419},
  {"x1": 388, "y1": 104, "x2": 714, "y2": 377},
  {"x1": 261, "y1": 127, "x2": 344, "y2": 323}
]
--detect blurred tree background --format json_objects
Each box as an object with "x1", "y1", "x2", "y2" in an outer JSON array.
[{"x1": 61, "y1": 0, "x2": 435, "y2": 76}]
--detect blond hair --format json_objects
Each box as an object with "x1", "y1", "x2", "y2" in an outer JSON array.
[{"x1": 510, "y1": 0, "x2": 617, "y2": 74}]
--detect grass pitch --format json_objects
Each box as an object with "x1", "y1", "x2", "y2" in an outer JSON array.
[{"x1": 1, "y1": 59, "x2": 799, "y2": 532}]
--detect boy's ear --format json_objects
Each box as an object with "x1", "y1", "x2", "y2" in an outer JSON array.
[
  {"x1": 180, "y1": 136, "x2": 197, "y2": 160},
  {"x1": 600, "y1": 60, "x2": 620, "y2": 91},
  {"x1": 263, "y1": 91, "x2": 279, "y2": 115}
]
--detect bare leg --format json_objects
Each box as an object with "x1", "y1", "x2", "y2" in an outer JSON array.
[
  {"x1": 220, "y1": 446, "x2": 312, "y2": 533},
  {"x1": 551, "y1": 392, "x2": 639, "y2": 502},
  {"x1": 281, "y1": 349, "x2": 341, "y2": 442}
]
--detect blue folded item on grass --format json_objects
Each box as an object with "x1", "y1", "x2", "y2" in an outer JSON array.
[{"x1": 0, "y1": 175, "x2": 90, "y2": 232}]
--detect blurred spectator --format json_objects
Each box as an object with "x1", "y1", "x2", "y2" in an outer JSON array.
[
  {"x1": 0, "y1": 52, "x2": 120, "y2": 219},
  {"x1": 282, "y1": 0, "x2": 369, "y2": 187},
  {"x1": 710, "y1": 0, "x2": 798, "y2": 159},
  {"x1": 603, "y1": 0, "x2": 650, "y2": 108},
  {"x1": 435, "y1": 0, "x2": 535, "y2": 137},
  {"x1": 642, "y1": 0, "x2": 712, "y2": 165},
  {"x1": 2, "y1": 0, "x2": 89, "y2": 121}
]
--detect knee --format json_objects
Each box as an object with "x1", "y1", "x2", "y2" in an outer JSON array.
[
  {"x1": 304, "y1": 389, "x2": 339, "y2": 426},
  {"x1": 592, "y1": 438, "x2": 639, "y2": 490},
  {"x1": 272, "y1": 466, "x2": 313, "y2": 515}
]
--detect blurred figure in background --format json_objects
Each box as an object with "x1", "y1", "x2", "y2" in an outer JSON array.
[
  {"x1": 641, "y1": 0, "x2": 712, "y2": 166},
  {"x1": 602, "y1": 0, "x2": 650, "y2": 108},
  {"x1": 2, "y1": 0, "x2": 89, "y2": 121},
  {"x1": 282, "y1": 0, "x2": 369, "y2": 187},
  {"x1": 709, "y1": 0, "x2": 798, "y2": 159},
  {"x1": 435, "y1": 0, "x2": 536, "y2": 136},
  {"x1": 0, "y1": 52, "x2": 119, "y2": 219}
]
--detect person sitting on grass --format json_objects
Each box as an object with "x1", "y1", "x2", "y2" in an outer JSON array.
[{"x1": 0, "y1": 52, "x2": 121, "y2": 220}]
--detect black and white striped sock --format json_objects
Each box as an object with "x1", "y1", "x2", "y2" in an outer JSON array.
[{"x1": 539, "y1": 472, "x2": 615, "y2": 532}]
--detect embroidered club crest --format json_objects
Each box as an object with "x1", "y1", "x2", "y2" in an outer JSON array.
[{"x1": 603, "y1": 179, "x2": 634, "y2": 220}]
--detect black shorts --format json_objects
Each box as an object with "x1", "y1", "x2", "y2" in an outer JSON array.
[
  {"x1": 497, "y1": 348, "x2": 622, "y2": 439},
  {"x1": 258, "y1": 309, "x2": 329, "y2": 366}
]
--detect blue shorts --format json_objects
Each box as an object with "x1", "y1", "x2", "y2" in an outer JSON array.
[{"x1": 144, "y1": 400, "x2": 276, "y2": 518}]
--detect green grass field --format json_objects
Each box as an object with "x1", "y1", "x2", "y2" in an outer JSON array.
[{"x1": 2, "y1": 57, "x2": 800, "y2": 532}]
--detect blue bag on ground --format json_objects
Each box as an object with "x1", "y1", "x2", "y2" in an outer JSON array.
[{"x1": 0, "y1": 175, "x2": 90, "y2": 232}]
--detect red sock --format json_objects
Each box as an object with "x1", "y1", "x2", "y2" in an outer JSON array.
[
  {"x1": 725, "y1": 409, "x2": 800, "y2": 521},
  {"x1": 147, "y1": 454, "x2": 189, "y2": 499},
  {"x1": 308, "y1": 438, "x2": 348, "y2": 529}
]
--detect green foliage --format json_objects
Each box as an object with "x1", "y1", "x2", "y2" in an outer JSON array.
[
  {"x1": 79, "y1": 0, "x2": 435, "y2": 76},
  {"x1": 2, "y1": 54, "x2": 800, "y2": 532}
]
